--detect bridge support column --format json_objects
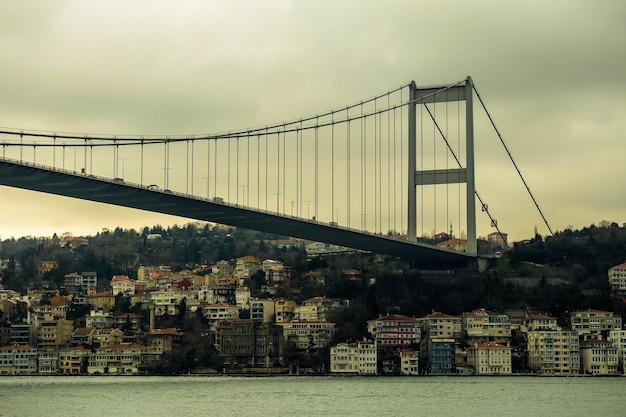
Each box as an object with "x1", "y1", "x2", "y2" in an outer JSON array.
[{"x1": 406, "y1": 77, "x2": 477, "y2": 255}]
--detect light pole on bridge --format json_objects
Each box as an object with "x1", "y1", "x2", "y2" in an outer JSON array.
[{"x1": 305, "y1": 200, "x2": 313, "y2": 219}]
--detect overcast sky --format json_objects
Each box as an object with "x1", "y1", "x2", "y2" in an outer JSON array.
[{"x1": 1, "y1": 1, "x2": 625, "y2": 243}]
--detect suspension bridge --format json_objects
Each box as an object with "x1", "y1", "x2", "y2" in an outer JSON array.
[{"x1": 0, "y1": 76, "x2": 552, "y2": 269}]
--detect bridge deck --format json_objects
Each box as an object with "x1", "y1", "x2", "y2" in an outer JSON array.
[{"x1": 0, "y1": 159, "x2": 475, "y2": 268}]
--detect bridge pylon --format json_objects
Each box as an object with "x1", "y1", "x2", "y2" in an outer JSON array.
[{"x1": 407, "y1": 76, "x2": 476, "y2": 256}]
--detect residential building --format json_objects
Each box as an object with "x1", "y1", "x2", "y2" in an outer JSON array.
[
  {"x1": 527, "y1": 330, "x2": 580, "y2": 375},
  {"x1": 330, "y1": 340, "x2": 377, "y2": 375},
  {"x1": 366, "y1": 314, "x2": 422, "y2": 347},
  {"x1": 0, "y1": 345, "x2": 38, "y2": 375},
  {"x1": 274, "y1": 299, "x2": 296, "y2": 323},
  {"x1": 37, "y1": 349, "x2": 59, "y2": 374},
  {"x1": 64, "y1": 271, "x2": 97, "y2": 294},
  {"x1": 467, "y1": 342, "x2": 512, "y2": 375},
  {"x1": 203, "y1": 304, "x2": 240, "y2": 329},
  {"x1": 10, "y1": 323, "x2": 34, "y2": 346},
  {"x1": 149, "y1": 289, "x2": 189, "y2": 316},
  {"x1": 436, "y1": 238, "x2": 467, "y2": 252},
  {"x1": 111, "y1": 275, "x2": 135, "y2": 296},
  {"x1": 235, "y1": 286, "x2": 251, "y2": 310},
  {"x1": 145, "y1": 328, "x2": 183, "y2": 355},
  {"x1": 608, "y1": 262, "x2": 626, "y2": 297},
  {"x1": 580, "y1": 338, "x2": 619, "y2": 375},
  {"x1": 58, "y1": 346, "x2": 90, "y2": 375},
  {"x1": 87, "y1": 344, "x2": 147, "y2": 375},
  {"x1": 250, "y1": 299, "x2": 275, "y2": 322},
  {"x1": 608, "y1": 330, "x2": 626, "y2": 374},
  {"x1": 460, "y1": 308, "x2": 511, "y2": 344},
  {"x1": 215, "y1": 319, "x2": 283, "y2": 368},
  {"x1": 399, "y1": 349, "x2": 419, "y2": 376},
  {"x1": 93, "y1": 328, "x2": 123, "y2": 347},
  {"x1": 522, "y1": 314, "x2": 560, "y2": 332},
  {"x1": 278, "y1": 321, "x2": 336, "y2": 352},
  {"x1": 71, "y1": 327, "x2": 95, "y2": 347},
  {"x1": 421, "y1": 338, "x2": 456, "y2": 374},
  {"x1": 421, "y1": 312, "x2": 461, "y2": 340},
  {"x1": 37, "y1": 317, "x2": 74, "y2": 349},
  {"x1": 234, "y1": 256, "x2": 262, "y2": 280},
  {"x1": 85, "y1": 310, "x2": 114, "y2": 329},
  {"x1": 295, "y1": 296, "x2": 333, "y2": 322},
  {"x1": 571, "y1": 310, "x2": 622, "y2": 339}
]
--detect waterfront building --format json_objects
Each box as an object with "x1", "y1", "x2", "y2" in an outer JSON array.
[
  {"x1": 278, "y1": 321, "x2": 336, "y2": 352},
  {"x1": 87, "y1": 343, "x2": 147, "y2": 375},
  {"x1": 37, "y1": 349, "x2": 59, "y2": 374},
  {"x1": 527, "y1": 330, "x2": 580, "y2": 375},
  {"x1": 330, "y1": 340, "x2": 377, "y2": 375},
  {"x1": 580, "y1": 338, "x2": 619, "y2": 375},
  {"x1": 466, "y1": 342, "x2": 512, "y2": 375},
  {"x1": 10, "y1": 322, "x2": 34, "y2": 346},
  {"x1": 58, "y1": 346, "x2": 90, "y2": 374},
  {"x1": 399, "y1": 349, "x2": 420, "y2": 375},
  {"x1": 420, "y1": 338, "x2": 456, "y2": 374},
  {"x1": 366, "y1": 314, "x2": 422, "y2": 347},
  {"x1": 608, "y1": 330, "x2": 626, "y2": 374},
  {"x1": 215, "y1": 319, "x2": 283, "y2": 368},
  {"x1": 0, "y1": 345, "x2": 38, "y2": 375}
]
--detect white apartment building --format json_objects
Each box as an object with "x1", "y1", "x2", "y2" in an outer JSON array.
[
  {"x1": 527, "y1": 330, "x2": 580, "y2": 375},
  {"x1": 111, "y1": 275, "x2": 135, "y2": 296},
  {"x1": 608, "y1": 262, "x2": 626, "y2": 296},
  {"x1": 466, "y1": 342, "x2": 512, "y2": 375},
  {"x1": 203, "y1": 304, "x2": 240, "y2": 330},
  {"x1": 330, "y1": 340, "x2": 377, "y2": 375}
]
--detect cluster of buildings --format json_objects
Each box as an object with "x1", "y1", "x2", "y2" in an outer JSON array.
[
  {"x1": 1, "y1": 257, "x2": 626, "y2": 376},
  {"x1": 330, "y1": 308, "x2": 624, "y2": 376}
]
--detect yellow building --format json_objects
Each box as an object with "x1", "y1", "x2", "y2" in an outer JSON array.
[
  {"x1": 274, "y1": 299, "x2": 297, "y2": 323},
  {"x1": 37, "y1": 260, "x2": 59, "y2": 276},
  {"x1": 87, "y1": 344, "x2": 147, "y2": 375},
  {"x1": 467, "y1": 342, "x2": 512, "y2": 375},
  {"x1": 580, "y1": 338, "x2": 619, "y2": 375},
  {"x1": 58, "y1": 346, "x2": 90, "y2": 375},
  {"x1": 38, "y1": 318, "x2": 74, "y2": 349},
  {"x1": 527, "y1": 330, "x2": 580, "y2": 375}
]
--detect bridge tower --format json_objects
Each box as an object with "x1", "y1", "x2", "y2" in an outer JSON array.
[{"x1": 407, "y1": 76, "x2": 476, "y2": 255}]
